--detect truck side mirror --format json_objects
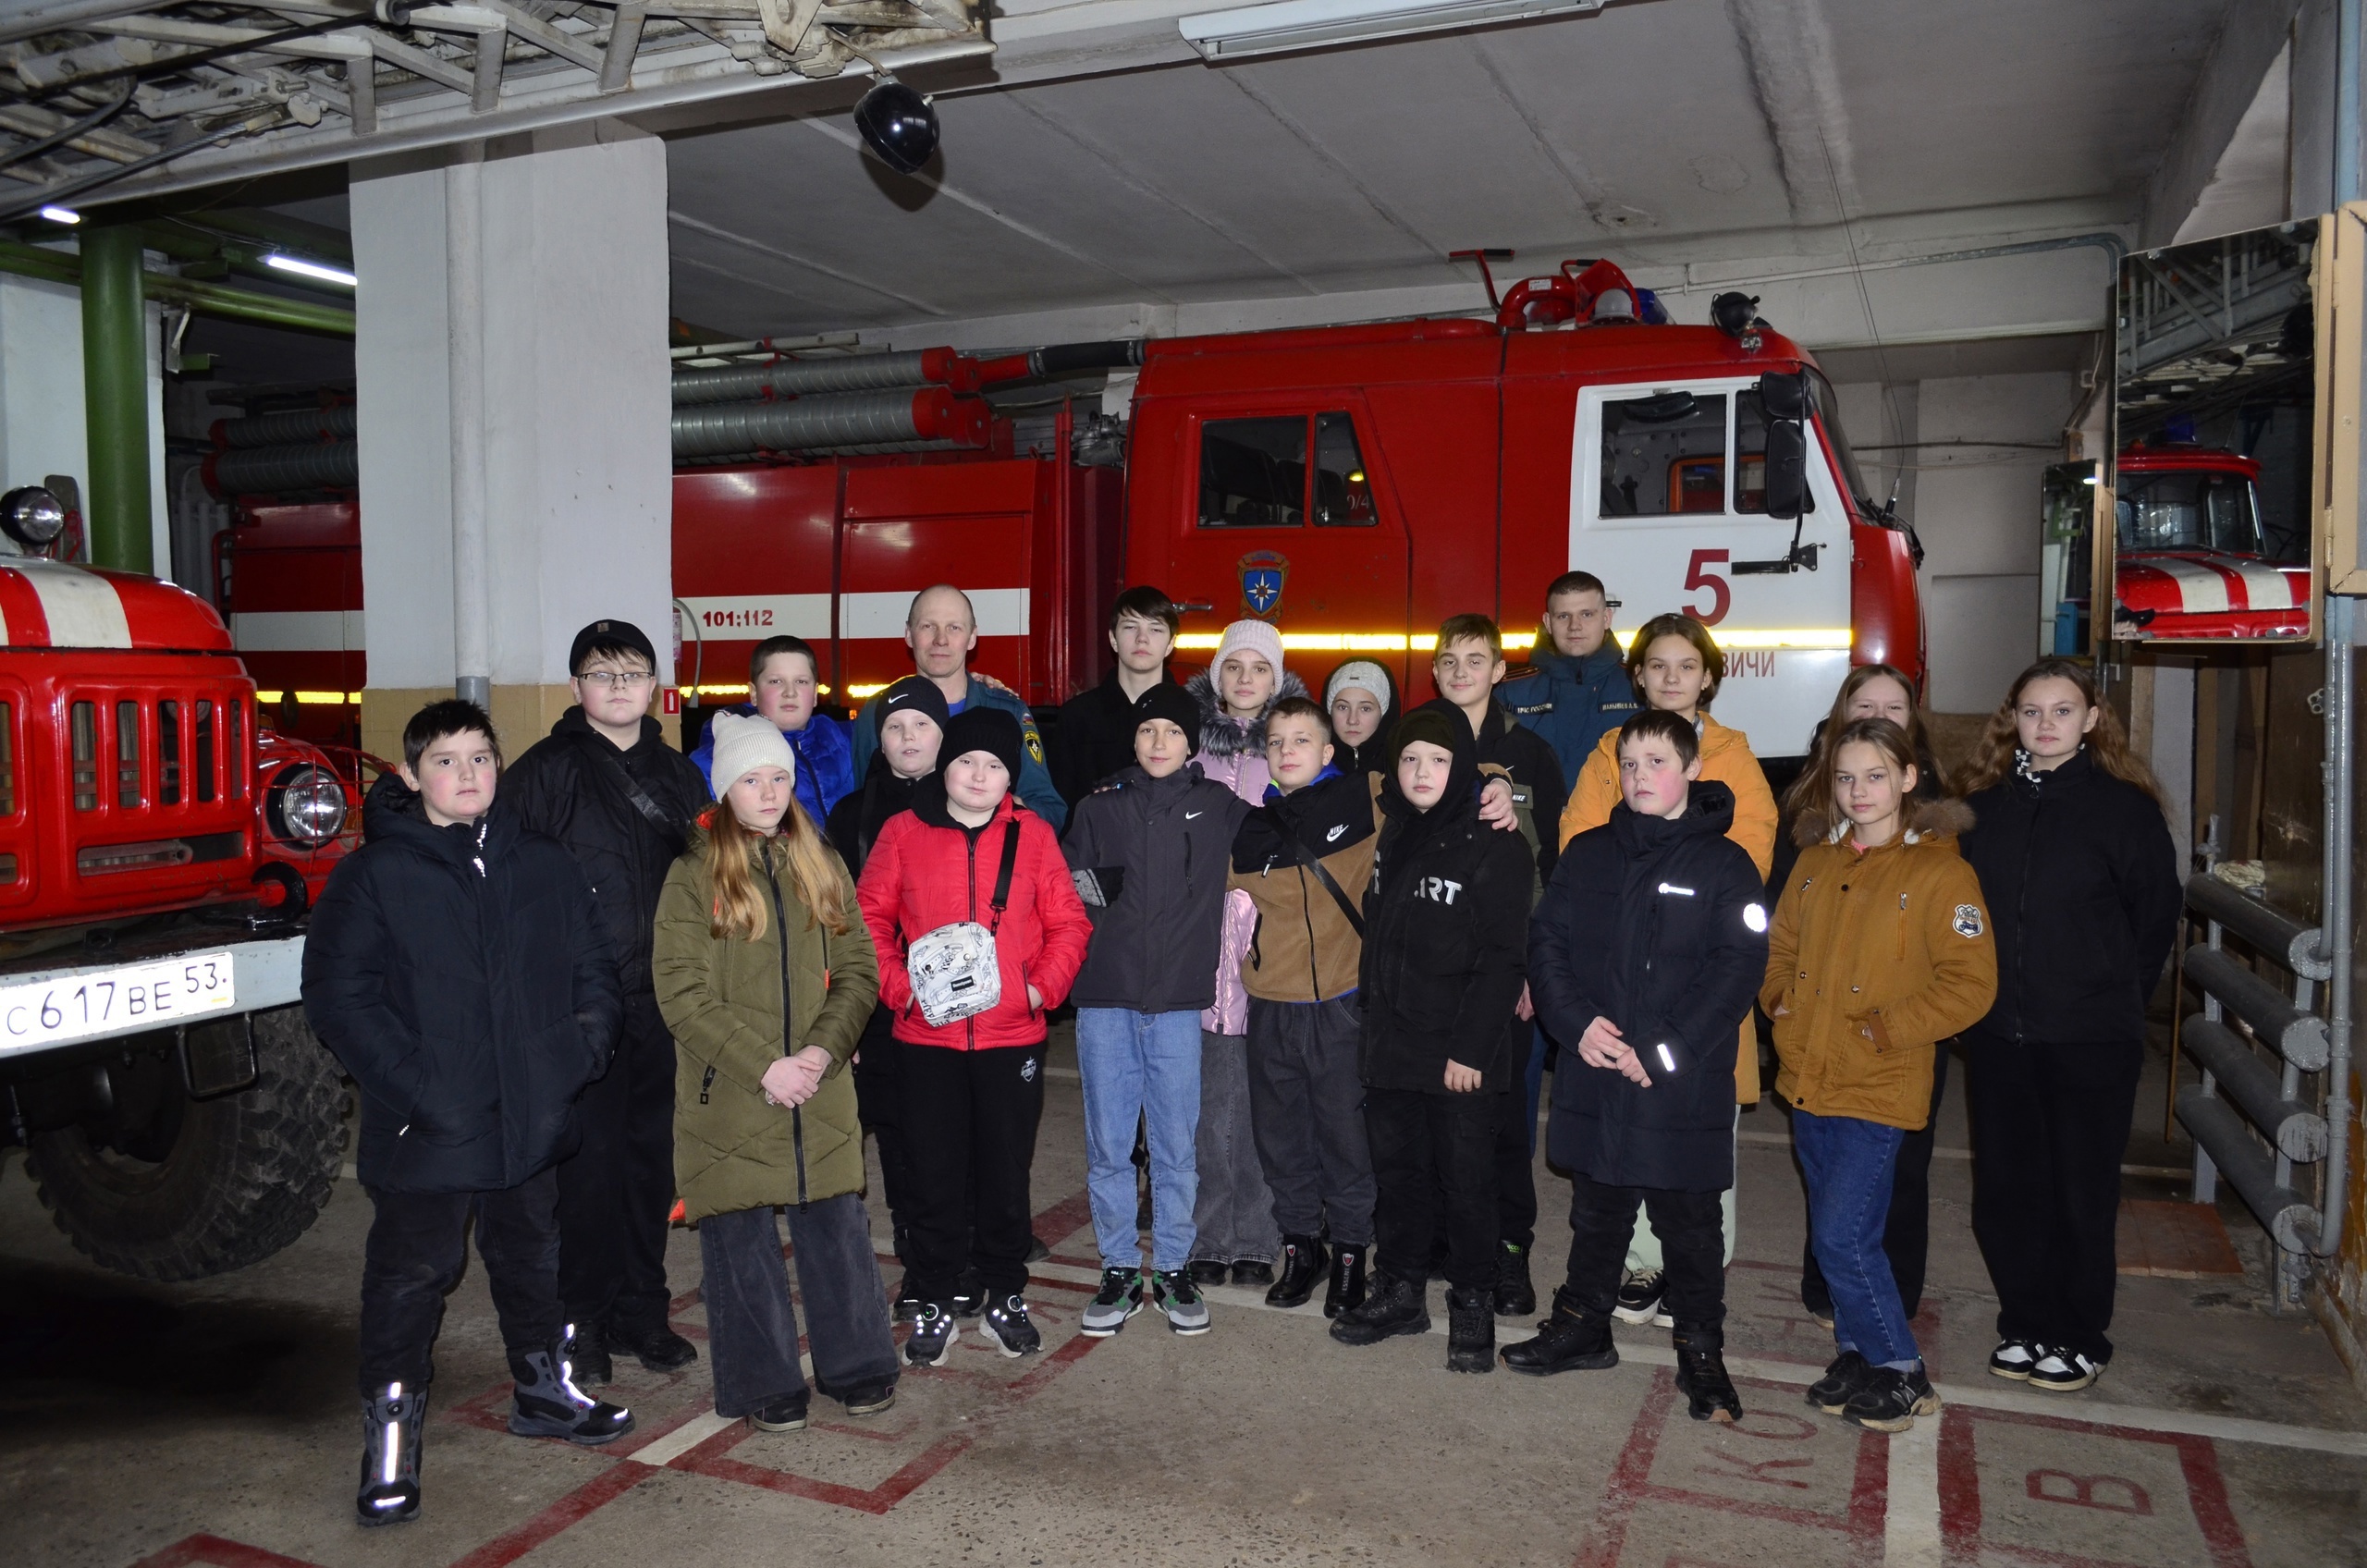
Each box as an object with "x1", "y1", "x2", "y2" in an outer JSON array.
[
  {"x1": 1762, "y1": 419, "x2": 1807, "y2": 521},
  {"x1": 1758, "y1": 369, "x2": 1809, "y2": 421}
]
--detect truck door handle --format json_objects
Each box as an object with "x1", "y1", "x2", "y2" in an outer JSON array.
[{"x1": 1177, "y1": 601, "x2": 1214, "y2": 613}]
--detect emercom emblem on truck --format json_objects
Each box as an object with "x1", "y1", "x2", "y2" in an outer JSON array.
[{"x1": 1238, "y1": 550, "x2": 1289, "y2": 618}]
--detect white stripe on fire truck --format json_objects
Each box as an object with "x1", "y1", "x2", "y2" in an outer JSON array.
[
  {"x1": 674, "y1": 594, "x2": 831, "y2": 640},
  {"x1": 3, "y1": 557, "x2": 131, "y2": 648},
  {"x1": 231, "y1": 609, "x2": 367, "y2": 651},
  {"x1": 2228, "y1": 560, "x2": 2299, "y2": 609},
  {"x1": 840, "y1": 588, "x2": 1030, "y2": 641},
  {"x1": 2145, "y1": 557, "x2": 2232, "y2": 614}
]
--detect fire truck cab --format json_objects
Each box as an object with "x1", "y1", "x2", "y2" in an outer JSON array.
[
  {"x1": 0, "y1": 485, "x2": 359, "y2": 1283},
  {"x1": 1124, "y1": 298, "x2": 1917, "y2": 755},
  {"x1": 2111, "y1": 445, "x2": 2311, "y2": 640}
]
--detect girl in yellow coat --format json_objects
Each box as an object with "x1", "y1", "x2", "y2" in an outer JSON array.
[
  {"x1": 1763, "y1": 717, "x2": 1995, "y2": 1436},
  {"x1": 1556, "y1": 611, "x2": 1778, "y2": 1324}
]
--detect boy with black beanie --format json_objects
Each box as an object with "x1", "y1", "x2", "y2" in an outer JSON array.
[
  {"x1": 499, "y1": 619, "x2": 712, "y2": 1385},
  {"x1": 1063, "y1": 684, "x2": 1251, "y2": 1336}
]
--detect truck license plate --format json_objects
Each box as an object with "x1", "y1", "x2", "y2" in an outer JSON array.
[{"x1": 0, "y1": 951, "x2": 239, "y2": 1055}]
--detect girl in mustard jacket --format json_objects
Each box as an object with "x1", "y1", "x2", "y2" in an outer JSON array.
[{"x1": 1764, "y1": 717, "x2": 1995, "y2": 1436}]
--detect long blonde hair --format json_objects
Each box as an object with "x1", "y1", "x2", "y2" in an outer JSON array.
[
  {"x1": 1783, "y1": 663, "x2": 1948, "y2": 821},
  {"x1": 704, "y1": 797, "x2": 851, "y2": 942},
  {"x1": 1958, "y1": 658, "x2": 2160, "y2": 802}
]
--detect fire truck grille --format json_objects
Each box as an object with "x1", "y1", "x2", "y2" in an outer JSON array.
[{"x1": 77, "y1": 832, "x2": 244, "y2": 876}]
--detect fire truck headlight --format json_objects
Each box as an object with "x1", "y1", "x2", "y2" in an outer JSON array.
[
  {"x1": 0, "y1": 485, "x2": 65, "y2": 547},
  {"x1": 267, "y1": 765, "x2": 349, "y2": 847}
]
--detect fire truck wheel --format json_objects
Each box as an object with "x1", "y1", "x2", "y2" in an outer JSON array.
[{"x1": 25, "y1": 1007, "x2": 348, "y2": 1281}]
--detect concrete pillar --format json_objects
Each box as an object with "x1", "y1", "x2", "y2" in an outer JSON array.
[{"x1": 350, "y1": 121, "x2": 674, "y2": 762}]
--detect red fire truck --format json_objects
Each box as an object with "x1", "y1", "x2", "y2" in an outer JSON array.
[
  {"x1": 674, "y1": 264, "x2": 1919, "y2": 754},
  {"x1": 2110, "y1": 445, "x2": 2312, "y2": 640},
  {"x1": 1, "y1": 484, "x2": 362, "y2": 1281}
]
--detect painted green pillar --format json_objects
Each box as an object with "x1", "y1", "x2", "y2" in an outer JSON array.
[{"x1": 80, "y1": 225, "x2": 151, "y2": 573}]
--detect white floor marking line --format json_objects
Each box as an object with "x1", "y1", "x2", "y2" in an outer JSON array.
[
  {"x1": 630, "y1": 1409, "x2": 738, "y2": 1467},
  {"x1": 1883, "y1": 1413, "x2": 1944, "y2": 1567}
]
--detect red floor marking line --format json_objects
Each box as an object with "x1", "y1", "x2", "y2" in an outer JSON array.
[
  {"x1": 443, "y1": 1460, "x2": 654, "y2": 1568},
  {"x1": 130, "y1": 1535, "x2": 329, "y2": 1568},
  {"x1": 1934, "y1": 1403, "x2": 2257, "y2": 1568},
  {"x1": 669, "y1": 1419, "x2": 975, "y2": 1515},
  {"x1": 1574, "y1": 1369, "x2": 1674, "y2": 1568},
  {"x1": 809, "y1": 1415, "x2": 924, "y2": 1444}
]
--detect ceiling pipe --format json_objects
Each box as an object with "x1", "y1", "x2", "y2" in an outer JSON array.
[{"x1": 0, "y1": 239, "x2": 356, "y2": 336}]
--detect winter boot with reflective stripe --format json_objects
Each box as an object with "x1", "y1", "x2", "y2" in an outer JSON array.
[
  {"x1": 356, "y1": 1380, "x2": 425, "y2": 1526},
  {"x1": 508, "y1": 1327, "x2": 635, "y2": 1445}
]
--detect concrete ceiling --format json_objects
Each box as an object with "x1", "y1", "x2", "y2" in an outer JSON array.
[{"x1": 653, "y1": 0, "x2": 2243, "y2": 341}]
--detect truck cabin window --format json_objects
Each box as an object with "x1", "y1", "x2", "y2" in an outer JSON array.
[
  {"x1": 2116, "y1": 471, "x2": 2266, "y2": 556},
  {"x1": 1600, "y1": 392, "x2": 1729, "y2": 516},
  {"x1": 1199, "y1": 411, "x2": 1375, "y2": 528}
]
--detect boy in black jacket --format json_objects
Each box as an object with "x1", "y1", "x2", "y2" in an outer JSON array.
[
  {"x1": 498, "y1": 620, "x2": 712, "y2": 1383},
  {"x1": 1062, "y1": 684, "x2": 1252, "y2": 1336},
  {"x1": 1329, "y1": 708, "x2": 1535, "y2": 1372},
  {"x1": 303, "y1": 701, "x2": 631, "y2": 1527},
  {"x1": 1503, "y1": 709, "x2": 1768, "y2": 1423}
]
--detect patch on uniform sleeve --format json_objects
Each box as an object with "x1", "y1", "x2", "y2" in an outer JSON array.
[
  {"x1": 1023, "y1": 717, "x2": 1047, "y2": 766},
  {"x1": 1510, "y1": 701, "x2": 1555, "y2": 716},
  {"x1": 1953, "y1": 903, "x2": 1985, "y2": 938}
]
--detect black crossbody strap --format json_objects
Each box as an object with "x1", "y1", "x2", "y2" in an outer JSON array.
[
  {"x1": 988, "y1": 807, "x2": 1025, "y2": 929},
  {"x1": 1284, "y1": 821, "x2": 1365, "y2": 939},
  {"x1": 574, "y1": 732, "x2": 688, "y2": 855}
]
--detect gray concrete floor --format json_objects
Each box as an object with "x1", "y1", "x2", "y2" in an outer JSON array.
[{"x1": 5, "y1": 1031, "x2": 2366, "y2": 1568}]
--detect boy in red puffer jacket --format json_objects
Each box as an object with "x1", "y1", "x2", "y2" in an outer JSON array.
[{"x1": 856, "y1": 708, "x2": 1093, "y2": 1366}]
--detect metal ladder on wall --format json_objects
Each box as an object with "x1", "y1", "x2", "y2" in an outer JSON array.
[{"x1": 2179, "y1": 872, "x2": 2336, "y2": 1307}]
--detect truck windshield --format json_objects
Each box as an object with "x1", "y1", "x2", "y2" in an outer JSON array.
[
  {"x1": 2116, "y1": 470, "x2": 2263, "y2": 554},
  {"x1": 1809, "y1": 370, "x2": 1871, "y2": 512}
]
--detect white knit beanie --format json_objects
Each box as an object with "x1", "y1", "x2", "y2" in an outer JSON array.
[
  {"x1": 708, "y1": 710, "x2": 796, "y2": 794},
  {"x1": 1214, "y1": 618, "x2": 1285, "y2": 678},
  {"x1": 1325, "y1": 660, "x2": 1392, "y2": 711}
]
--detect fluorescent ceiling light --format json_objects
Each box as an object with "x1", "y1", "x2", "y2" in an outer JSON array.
[
  {"x1": 38, "y1": 205, "x2": 79, "y2": 225},
  {"x1": 1178, "y1": 0, "x2": 1604, "y2": 60},
  {"x1": 264, "y1": 252, "x2": 357, "y2": 288}
]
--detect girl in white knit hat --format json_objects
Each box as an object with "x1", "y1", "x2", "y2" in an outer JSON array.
[{"x1": 1181, "y1": 619, "x2": 1304, "y2": 1288}]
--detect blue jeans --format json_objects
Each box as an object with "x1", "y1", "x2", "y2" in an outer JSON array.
[
  {"x1": 1793, "y1": 1109, "x2": 1919, "y2": 1369},
  {"x1": 1076, "y1": 1008, "x2": 1202, "y2": 1272}
]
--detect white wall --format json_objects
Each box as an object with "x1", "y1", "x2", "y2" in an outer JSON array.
[
  {"x1": 353, "y1": 120, "x2": 674, "y2": 690},
  {"x1": 1909, "y1": 372, "x2": 2077, "y2": 713},
  {"x1": 0, "y1": 271, "x2": 169, "y2": 576}
]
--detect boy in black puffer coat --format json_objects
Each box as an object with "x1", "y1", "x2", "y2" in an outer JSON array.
[
  {"x1": 303, "y1": 701, "x2": 630, "y2": 1528},
  {"x1": 1503, "y1": 709, "x2": 1769, "y2": 1423},
  {"x1": 1328, "y1": 708, "x2": 1535, "y2": 1371}
]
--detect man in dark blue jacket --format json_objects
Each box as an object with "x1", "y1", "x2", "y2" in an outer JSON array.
[
  {"x1": 1502, "y1": 710, "x2": 1767, "y2": 1425},
  {"x1": 304, "y1": 701, "x2": 631, "y2": 1528},
  {"x1": 1497, "y1": 570, "x2": 1637, "y2": 790}
]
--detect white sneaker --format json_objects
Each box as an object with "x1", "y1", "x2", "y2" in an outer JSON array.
[
  {"x1": 1988, "y1": 1340, "x2": 2042, "y2": 1380},
  {"x1": 2026, "y1": 1346, "x2": 2103, "y2": 1392}
]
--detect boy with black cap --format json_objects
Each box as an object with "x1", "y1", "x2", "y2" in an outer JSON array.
[
  {"x1": 826, "y1": 673, "x2": 950, "y2": 1310},
  {"x1": 856, "y1": 706, "x2": 1093, "y2": 1366},
  {"x1": 500, "y1": 619, "x2": 713, "y2": 1384},
  {"x1": 1062, "y1": 684, "x2": 1252, "y2": 1336},
  {"x1": 1330, "y1": 707, "x2": 1536, "y2": 1372}
]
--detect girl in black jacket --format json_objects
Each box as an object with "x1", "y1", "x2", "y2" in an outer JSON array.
[
  {"x1": 1327, "y1": 708, "x2": 1535, "y2": 1372},
  {"x1": 1503, "y1": 710, "x2": 1769, "y2": 1422},
  {"x1": 1957, "y1": 659, "x2": 2180, "y2": 1394}
]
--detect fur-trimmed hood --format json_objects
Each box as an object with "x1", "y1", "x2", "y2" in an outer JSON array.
[
  {"x1": 1791, "y1": 793, "x2": 1974, "y2": 849},
  {"x1": 1184, "y1": 668, "x2": 1312, "y2": 763}
]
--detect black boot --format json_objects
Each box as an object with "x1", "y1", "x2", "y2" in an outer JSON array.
[
  {"x1": 1672, "y1": 1324, "x2": 1742, "y2": 1424},
  {"x1": 607, "y1": 1319, "x2": 699, "y2": 1374},
  {"x1": 1329, "y1": 1272, "x2": 1431, "y2": 1346},
  {"x1": 1323, "y1": 1243, "x2": 1368, "y2": 1320},
  {"x1": 508, "y1": 1328, "x2": 635, "y2": 1445},
  {"x1": 1266, "y1": 1234, "x2": 1330, "y2": 1308},
  {"x1": 568, "y1": 1319, "x2": 615, "y2": 1387},
  {"x1": 1492, "y1": 1242, "x2": 1536, "y2": 1317},
  {"x1": 356, "y1": 1380, "x2": 425, "y2": 1526},
  {"x1": 1501, "y1": 1289, "x2": 1618, "y2": 1376},
  {"x1": 1446, "y1": 1287, "x2": 1495, "y2": 1374}
]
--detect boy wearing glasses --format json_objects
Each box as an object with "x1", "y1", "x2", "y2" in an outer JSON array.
[{"x1": 503, "y1": 620, "x2": 714, "y2": 1385}]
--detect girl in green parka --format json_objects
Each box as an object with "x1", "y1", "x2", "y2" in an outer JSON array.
[{"x1": 654, "y1": 712, "x2": 893, "y2": 1434}]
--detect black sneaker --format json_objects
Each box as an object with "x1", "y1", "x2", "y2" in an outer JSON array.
[
  {"x1": 904, "y1": 1303, "x2": 957, "y2": 1367},
  {"x1": 1807, "y1": 1350, "x2": 1874, "y2": 1414},
  {"x1": 1026, "y1": 1235, "x2": 1052, "y2": 1264},
  {"x1": 1988, "y1": 1339, "x2": 2042, "y2": 1381},
  {"x1": 1080, "y1": 1268, "x2": 1145, "y2": 1337},
  {"x1": 1231, "y1": 1259, "x2": 1274, "y2": 1286},
  {"x1": 891, "y1": 1282, "x2": 923, "y2": 1323},
  {"x1": 1152, "y1": 1269, "x2": 1212, "y2": 1335},
  {"x1": 1187, "y1": 1259, "x2": 1232, "y2": 1287},
  {"x1": 1613, "y1": 1269, "x2": 1670, "y2": 1327},
  {"x1": 749, "y1": 1392, "x2": 809, "y2": 1432},
  {"x1": 2026, "y1": 1346, "x2": 2104, "y2": 1392},
  {"x1": 1492, "y1": 1242, "x2": 1537, "y2": 1318},
  {"x1": 1842, "y1": 1365, "x2": 1941, "y2": 1432},
  {"x1": 983, "y1": 1295, "x2": 1042, "y2": 1357},
  {"x1": 840, "y1": 1381, "x2": 898, "y2": 1417},
  {"x1": 568, "y1": 1323, "x2": 616, "y2": 1388},
  {"x1": 607, "y1": 1321, "x2": 699, "y2": 1374}
]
